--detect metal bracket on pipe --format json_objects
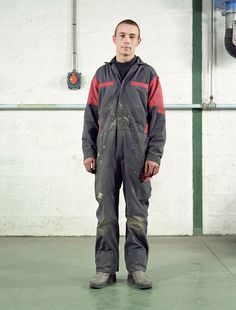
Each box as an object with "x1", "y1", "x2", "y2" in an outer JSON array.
[{"x1": 201, "y1": 96, "x2": 216, "y2": 110}]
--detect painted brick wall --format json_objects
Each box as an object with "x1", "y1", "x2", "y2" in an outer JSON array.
[
  {"x1": 1, "y1": 0, "x2": 193, "y2": 235},
  {"x1": 202, "y1": 0, "x2": 236, "y2": 234}
]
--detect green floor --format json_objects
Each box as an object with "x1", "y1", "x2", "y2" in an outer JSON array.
[{"x1": 0, "y1": 236, "x2": 236, "y2": 310}]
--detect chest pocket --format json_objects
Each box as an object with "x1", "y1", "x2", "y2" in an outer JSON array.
[
  {"x1": 130, "y1": 81, "x2": 149, "y2": 89},
  {"x1": 98, "y1": 80, "x2": 117, "y2": 113},
  {"x1": 98, "y1": 81, "x2": 115, "y2": 88}
]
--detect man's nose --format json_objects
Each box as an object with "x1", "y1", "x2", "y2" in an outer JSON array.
[{"x1": 124, "y1": 35, "x2": 131, "y2": 43}]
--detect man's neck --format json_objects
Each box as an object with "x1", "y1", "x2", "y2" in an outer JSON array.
[{"x1": 115, "y1": 54, "x2": 135, "y2": 63}]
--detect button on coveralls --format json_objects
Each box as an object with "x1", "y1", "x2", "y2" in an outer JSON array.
[{"x1": 82, "y1": 57, "x2": 166, "y2": 273}]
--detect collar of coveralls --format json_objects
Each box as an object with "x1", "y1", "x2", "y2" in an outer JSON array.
[{"x1": 105, "y1": 55, "x2": 144, "y2": 65}]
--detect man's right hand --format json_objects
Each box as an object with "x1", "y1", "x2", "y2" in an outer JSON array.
[{"x1": 84, "y1": 157, "x2": 96, "y2": 174}]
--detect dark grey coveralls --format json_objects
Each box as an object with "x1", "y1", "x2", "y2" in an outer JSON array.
[{"x1": 82, "y1": 57, "x2": 166, "y2": 273}]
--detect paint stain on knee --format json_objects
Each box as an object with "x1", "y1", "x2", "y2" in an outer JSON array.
[
  {"x1": 127, "y1": 216, "x2": 146, "y2": 234},
  {"x1": 97, "y1": 192, "x2": 104, "y2": 200}
]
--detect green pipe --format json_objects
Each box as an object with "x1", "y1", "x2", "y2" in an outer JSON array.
[{"x1": 192, "y1": 0, "x2": 203, "y2": 235}]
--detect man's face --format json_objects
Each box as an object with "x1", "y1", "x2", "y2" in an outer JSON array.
[{"x1": 112, "y1": 23, "x2": 141, "y2": 59}]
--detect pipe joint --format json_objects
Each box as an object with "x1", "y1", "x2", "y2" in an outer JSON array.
[{"x1": 201, "y1": 96, "x2": 216, "y2": 110}]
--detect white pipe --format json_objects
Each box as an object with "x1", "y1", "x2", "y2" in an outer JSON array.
[
  {"x1": 72, "y1": 0, "x2": 77, "y2": 70},
  {"x1": 165, "y1": 104, "x2": 201, "y2": 110},
  {"x1": 1, "y1": 104, "x2": 236, "y2": 110},
  {"x1": 0, "y1": 104, "x2": 86, "y2": 110},
  {"x1": 210, "y1": 0, "x2": 215, "y2": 104},
  {"x1": 214, "y1": 104, "x2": 236, "y2": 109}
]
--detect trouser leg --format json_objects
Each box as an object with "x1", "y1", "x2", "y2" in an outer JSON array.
[
  {"x1": 122, "y1": 130, "x2": 151, "y2": 272},
  {"x1": 124, "y1": 196, "x2": 150, "y2": 272},
  {"x1": 94, "y1": 134, "x2": 122, "y2": 273},
  {"x1": 95, "y1": 188, "x2": 120, "y2": 273}
]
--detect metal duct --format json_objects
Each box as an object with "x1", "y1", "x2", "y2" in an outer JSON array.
[{"x1": 215, "y1": 0, "x2": 236, "y2": 58}]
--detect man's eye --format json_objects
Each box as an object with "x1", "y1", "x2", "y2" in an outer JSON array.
[{"x1": 130, "y1": 36, "x2": 135, "y2": 39}]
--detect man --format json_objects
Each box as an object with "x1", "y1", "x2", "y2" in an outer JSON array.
[{"x1": 82, "y1": 19, "x2": 166, "y2": 289}]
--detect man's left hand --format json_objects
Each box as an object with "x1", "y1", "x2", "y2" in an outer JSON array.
[{"x1": 144, "y1": 160, "x2": 160, "y2": 179}]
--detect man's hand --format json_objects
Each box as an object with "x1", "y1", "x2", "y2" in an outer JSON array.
[
  {"x1": 84, "y1": 157, "x2": 96, "y2": 174},
  {"x1": 142, "y1": 160, "x2": 160, "y2": 182}
]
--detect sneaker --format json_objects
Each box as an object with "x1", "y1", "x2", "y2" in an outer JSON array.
[
  {"x1": 127, "y1": 271, "x2": 152, "y2": 289},
  {"x1": 89, "y1": 272, "x2": 116, "y2": 289}
]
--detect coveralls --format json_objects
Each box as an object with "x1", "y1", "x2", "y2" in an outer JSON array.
[{"x1": 82, "y1": 57, "x2": 166, "y2": 273}]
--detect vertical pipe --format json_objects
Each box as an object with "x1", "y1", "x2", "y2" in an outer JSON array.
[
  {"x1": 72, "y1": 0, "x2": 77, "y2": 71},
  {"x1": 210, "y1": 0, "x2": 214, "y2": 103},
  {"x1": 192, "y1": 0, "x2": 203, "y2": 235}
]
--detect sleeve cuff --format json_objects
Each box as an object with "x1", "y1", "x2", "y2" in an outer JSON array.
[
  {"x1": 145, "y1": 153, "x2": 161, "y2": 165},
  {"x1": 83, "y1": 152, "x2": 96, "y2": 160}
]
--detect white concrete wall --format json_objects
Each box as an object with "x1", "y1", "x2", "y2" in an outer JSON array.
[
  {"x1": 202, "y1": 0, "x2": 236, "y2": 234},
  {"x1": 203, "y1": 111, "x2": 236, "y2": 234},
  {"x1": 1, "y1": 0, "x2": 193, "y2": 236}
]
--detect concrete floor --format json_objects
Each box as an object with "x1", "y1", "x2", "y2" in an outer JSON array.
[{"x1": 0, "y1": 236, "x2": 236, "y2": 310}]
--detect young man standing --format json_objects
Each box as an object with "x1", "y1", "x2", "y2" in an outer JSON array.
[{"x1": 82, "y1": 20, "x2": 166, "y2": 289}]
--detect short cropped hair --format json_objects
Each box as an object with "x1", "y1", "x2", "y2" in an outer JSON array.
[{"x1": 114, "y1": 19, "x2": 141, "y2": 39}]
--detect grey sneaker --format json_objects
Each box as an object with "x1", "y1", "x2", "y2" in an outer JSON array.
[
  {"x1": 127, "y1": 271, "x2": 152, "y2": 289},
  {"x1": 89, "y1": 272, "x2": 116, "y2": 289}
]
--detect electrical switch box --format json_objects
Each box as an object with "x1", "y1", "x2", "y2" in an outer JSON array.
[{"x1": 67, "y1": 70, "x2": 81, "y2": 90}]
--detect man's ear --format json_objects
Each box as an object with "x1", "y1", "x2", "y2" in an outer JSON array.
[
  {"x1": 137, "y1": 37, "x2": 142, "y2": 45},
  {"x1": 112, "y1": 35, "x2": 116, "y2": 44}
]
